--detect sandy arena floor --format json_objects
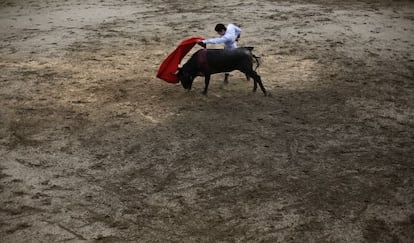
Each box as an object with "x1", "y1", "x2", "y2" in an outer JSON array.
[{"x1": 1, "y1": 0, "x2": 413, "y2": 242}]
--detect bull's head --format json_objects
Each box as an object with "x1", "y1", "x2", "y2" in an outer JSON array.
[{"x1": 177, "y1": 68, "x2": 194, "y2": 90}]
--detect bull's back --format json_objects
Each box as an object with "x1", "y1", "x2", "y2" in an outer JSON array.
[
  {"x1": 206, "y1": 48, "x2": 251, "y2": 62},
  {"x1": 206, "y1": 49, "x2": 253, "y2": 73}
]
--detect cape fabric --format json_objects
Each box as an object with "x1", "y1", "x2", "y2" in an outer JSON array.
[{"x1": 157, "y1": 37, "x2": 205, "y2": 83}]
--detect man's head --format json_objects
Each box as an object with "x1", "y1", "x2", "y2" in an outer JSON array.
[{"x1": 214, "y1": 23, "x2": 226, "y2": 36}]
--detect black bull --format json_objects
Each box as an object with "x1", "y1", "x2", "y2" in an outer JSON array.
[{"x1": 177, "y1": 48, "x2": 267, "y2": 95}]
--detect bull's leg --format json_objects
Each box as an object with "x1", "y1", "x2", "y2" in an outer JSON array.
[
  {"x1": 254, "y1": 74, "x2": 267, "y2": 95},
  {"x1": 245, "y1": 74, "x2": 250, "y2": 81},
  {"x1": 246, "y1": 70, "x2": 267, "y2": 95},
  {"x1": 253, "y1": 77, "x2": 258, "y2": 91},
  {"x1": 224, "y1": 73, "x2": 229, "y2": 84},
  {"x1": 203, "y1": 75, "x2": 211, "y2": 95}
]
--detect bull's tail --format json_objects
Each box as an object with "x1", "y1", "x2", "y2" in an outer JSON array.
[
  {"x1": 242, "y1": 46, "x2": 261, "y2": 71},
  {"x1": 252, "y1": 54, "x2": 261, "y2": 71}
]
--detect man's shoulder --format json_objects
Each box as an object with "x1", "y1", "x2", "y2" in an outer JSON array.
[
  {"x1": 227, "y1": 23, "x2": 237, "y2": 28},
  {"x1": 227, "y1": 23, "x2": 241, "y2": 33}
]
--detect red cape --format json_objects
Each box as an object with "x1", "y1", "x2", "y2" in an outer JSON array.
[{"x1": 157, "y1": 37, "x2": 204, "y2": 83}]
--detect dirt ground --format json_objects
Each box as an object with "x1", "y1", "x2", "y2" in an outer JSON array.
[{"x1": 0, "y1": 0, "x2": 413, "y2": 242}]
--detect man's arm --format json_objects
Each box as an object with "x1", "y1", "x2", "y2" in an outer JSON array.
[{"x1": 202, "y1": 35, "x2": 232, "y2": 45}]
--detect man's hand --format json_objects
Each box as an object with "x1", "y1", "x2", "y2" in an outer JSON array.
[{"x1": 197, "y1": 41, "x2": 206, "y2": 48}]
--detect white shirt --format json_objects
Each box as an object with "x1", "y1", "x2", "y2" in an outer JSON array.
[{"x1": 202, "y1": 24, "x2": 242, "y2": 49}]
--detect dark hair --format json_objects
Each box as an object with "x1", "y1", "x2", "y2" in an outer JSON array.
[{"x1": 214, "y1": 24, "x2": 226, "y2": 32}]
